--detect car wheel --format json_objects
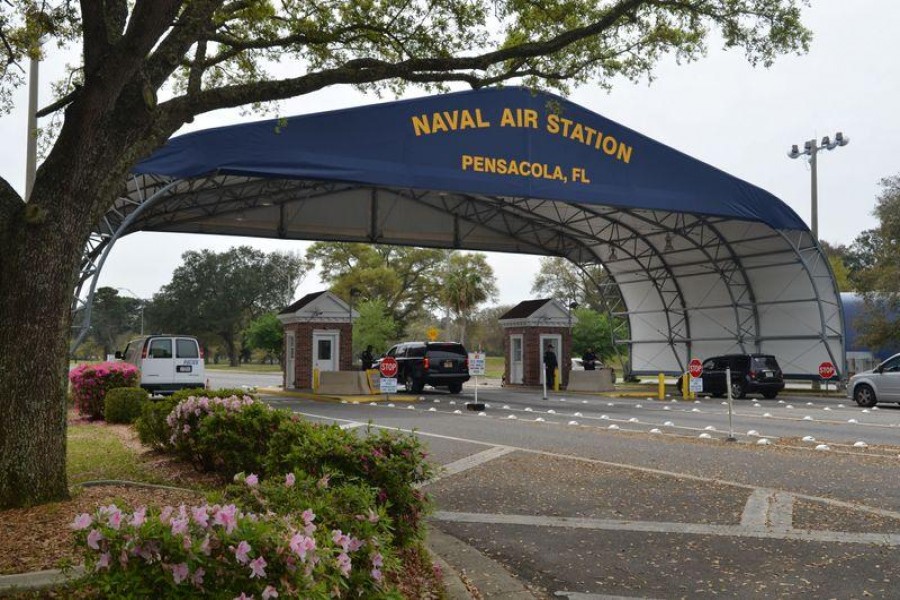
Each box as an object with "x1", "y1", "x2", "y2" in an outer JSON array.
[
  {"x1": 762, "y1": 391, "x2": 778, "y2": 399},
  {"x1": 448, "y1": 382, "x2": 462, "y2": 394},
  {"x1": 854, "y1": 384, "x2": 877, "y2": 408},
  {"x1": 403, "y1": 375, "x2": 416, "y2": 393},
  {"x1": 730, "y1": 381, "x2": 746, "y2": 399}
]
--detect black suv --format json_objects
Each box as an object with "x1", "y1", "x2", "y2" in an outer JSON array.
[
  {"x1": 680, "y1": 354, "x2": 785, "y2": 399},
  {"x1": 383, "y1": 342, "x2": 470, "y2": 394}
]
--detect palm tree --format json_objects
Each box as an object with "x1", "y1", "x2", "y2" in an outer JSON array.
[{"x1": 442, "y1": 253, "x2": 498, "y2": 345}]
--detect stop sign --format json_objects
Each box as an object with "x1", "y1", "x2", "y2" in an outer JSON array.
[
  {"x1": 818, "y1": 361, "x2": 836, "y2": 379},
  {"x1": 379, "y1": 356, "x2": 398, "y2": 378},
  {"x1": 688, "y1": 358, "x2": 703, "y2": 378}
]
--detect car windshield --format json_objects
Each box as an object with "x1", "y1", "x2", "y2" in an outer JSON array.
[{"x1": 752, "y1": 356, "x2": 779, "y2": 370}]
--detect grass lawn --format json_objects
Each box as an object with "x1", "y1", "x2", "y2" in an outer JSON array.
[
  {"x1": 67, "y1": 422, "x2": 166, "y2": 485},
  {"x1": 484, "y1": 356, "x2": 504, "y2": 379}
]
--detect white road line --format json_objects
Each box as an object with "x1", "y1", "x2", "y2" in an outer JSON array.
[
  {"x1": 740, "y1": 488, "x2": 772, "y2": 528},
  {"x1": 555, "y1": 593, "x2": 659, "y2": 600},
  {"x1": 286, "y1": 409, "x2": 900, "y2": 521},
  {"x1": 424, "y1": 446, "x2": 516, "y2": 486},
  {"x1": 433, "y1": 511, "x2": 900, "y2": 546},
  {"x1": 770, "y1": 491, "x2": 794, "y2": 530},
  {"x1": 339, "y1": 422, "x2": 364, "y2": 430}
]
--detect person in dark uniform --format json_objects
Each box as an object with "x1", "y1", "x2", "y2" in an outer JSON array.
[
  {"x1": 360, "y1": 345, "x2": 375, "y2": 370},
  {"x1": 582, "y1": 348, "x2": 598, "y2": 370},
  {"x1": 544, "y1": 344, "x2": 558, "y2": 388}
]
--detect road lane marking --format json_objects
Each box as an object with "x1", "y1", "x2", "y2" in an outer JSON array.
[
  {"x1": 432, "y1": 511, "x2": 900, "y2": 546},
  {"x1": 339, "y1": 422, "x2": 364, "y2": 430},
  {"x1": 423, "y1": 446, "x2": 516, "y2": 487}
]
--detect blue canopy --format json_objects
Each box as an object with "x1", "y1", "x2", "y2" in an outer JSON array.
[{"x1": 135, "y1": 87, "x2": 806, "y2": 231}]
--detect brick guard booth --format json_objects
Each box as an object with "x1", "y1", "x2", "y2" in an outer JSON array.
[{"x1": 498, "y1": 299, "x2": 574, "y2": 389}]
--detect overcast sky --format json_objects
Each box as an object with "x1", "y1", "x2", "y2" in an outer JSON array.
[{"x1": 1, "y1": 1, "x2": 896, "y2": 307}]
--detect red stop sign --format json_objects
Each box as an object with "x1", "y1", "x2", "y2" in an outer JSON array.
[
  {"x1": 379, "y1": 357, "x2": 398, "y2": 378},
  {"x1": 688, "y1": 358, "x2": 703, "y2": 378},
  {"x1": 818, "y1": 361, "x2": 836, "y2": 379}
]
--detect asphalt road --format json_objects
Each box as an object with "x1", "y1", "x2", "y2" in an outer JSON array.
[{"x1": 260, "y1": 385, "x2": 900, "y2": 599}]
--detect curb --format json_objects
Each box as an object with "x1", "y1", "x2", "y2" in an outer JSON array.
[
  {"x1": 0, "y1": 566, "x2": 84, "y2": 594},
  {"x1": 427, "y1": 525, "x2": 539, "y2": 600},
  {"x1": 257, "y1": 387, "x2": 420, "y2": 403}
]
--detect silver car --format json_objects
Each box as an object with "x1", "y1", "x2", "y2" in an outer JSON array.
[{"x1": 847, "y1": 352, "x2": 900, "y2": 407}]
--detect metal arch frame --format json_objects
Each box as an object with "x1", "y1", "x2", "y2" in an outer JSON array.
[
  {"x1": 71, "y1": 179, "x2": 181, "y2": 353},
  {"x1": 73, "y1": 173, "x2": 845, "y2": 380}
]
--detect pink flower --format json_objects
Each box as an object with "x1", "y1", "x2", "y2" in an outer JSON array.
[
  {"x1": 337, "y1": 552, "x2": 352, "y2": 576},
  {"x1": 285, "y1": 473, "x2": 295, "y2": 487},
  {"x1": 249, "y1": 555, "x2": 267, "y2": 578},
  {"x1": 235, "y1": 540, "x2": 252, "y2": 564},
  {"x1": 348, "y1": 537, "x2": 363, "y2": 552},
  {"x1": 289, "y1": 534, "x2": 316, "y2": 560},
  {"x1": 96, "y1": 552, "x2": 111, "y2": 570},
  {"x1": 71, "y1": 513, "x2": 92, "y2": 530},
  {"x1": 371, "y1": 567, "x2": 383, "y2": 581},
  {"x1": 171, "y1": 562, "x2": 189, "y2": 584},
  {"x1": 214, "y1": 504, "x2": 239, "y2": 534},
  {"x1": 245, "y1": 473, "x2": 259, "y2": 487},
  {"x1": 262, "y1": 586, "x2": 279, "y2": 599},
  {"x1": 87, "y1": 529, "x2": 103, "y2": 550},
  {"x1": 234, "y1": 594, "x2": 254, "y2": 600},
  {"x1": 372, "y1": 552, "x2": 383, "y2": 568},
  {"x1": 302, "y1": 509, "x2": 315, "y2": 525},
  {"x1": 170, "y1": 516, "x2": 189, "y2": 536},
  {"x1": 192, "y1": 505, "x2": 210, "y2": 528},
  {"x1": 200, "y1": 534, "x2": 212, "y2": 555},
  {"x1": 191, "y1": 566, "x2": 205, "y2": 587},
  {"x1": 160, "y1": 506, "x2": 174, "y2": 525},
  {"x1": 130, "y1": 507, "x2": 147, "y2": 527}
]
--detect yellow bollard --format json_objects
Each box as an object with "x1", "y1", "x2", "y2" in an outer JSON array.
[
  {"x1": 554, "y1": 367, "x2": 560, "y2": 391},
  {"x1": 681, "y1": 372, "x2": 694, "y2": 400},
  {"x1": 658, "y1": 373, "x2": 665, "y2": 400},
  {"x1": 313, "y1": 367, "x2": 320, "y2": 392}
]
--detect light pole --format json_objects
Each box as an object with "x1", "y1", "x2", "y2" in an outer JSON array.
[{"x1": 787, "y1": 132, "x2": 849, "y2": 239}]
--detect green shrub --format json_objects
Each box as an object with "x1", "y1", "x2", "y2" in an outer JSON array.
[
  {"x1": 167, "y1": 395, "x2": 285, "y2": 478},
  {"x1": 104, "y1": 387, "x2": 149, "y2": 424},
  {"x1": 134, "y1": 397, "x2": 179, "y2": 451},
  {"x1": 265, "y1": 419, "x2": 434, "y2": 547},
  {"x1": 71, "y1": 495, "x2": 400, "y2": 598}
]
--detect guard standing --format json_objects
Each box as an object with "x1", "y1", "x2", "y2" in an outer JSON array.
[
  {"x1": 359, "y1": 345, "x2": 375, "y2": 370},
  {"x1": 582, "y1": 348, "x2": 598, "y2": 370},
  {"x1": 543, "y1": 344, "x2": 558, "y2": 389}
]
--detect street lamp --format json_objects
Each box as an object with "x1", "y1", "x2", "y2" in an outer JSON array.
[{"x1": 787, "y1": 132, "x2": 849, "y2": 239}]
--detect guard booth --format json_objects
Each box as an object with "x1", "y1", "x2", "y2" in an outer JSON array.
[
  {"x1": 499, "y1": 299, "x2": 574, "y2": 388},
  {"x1": 277, "y1": 291, "x2": 359, "y2": 391}
]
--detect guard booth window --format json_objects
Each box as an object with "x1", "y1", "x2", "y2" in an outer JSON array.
[{"x1": 317, "y1": 339, "x2": 332, "y2": 361}]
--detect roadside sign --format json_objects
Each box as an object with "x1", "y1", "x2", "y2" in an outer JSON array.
[
  {"x1": 689, "y1": 377, "x2": 703, "y2": 393},
  {"x1": 379, "y1": 377, "x2": 398, "y2": 394},
  {"x1": 818, "y1": 361, "x2": 836, "y2": 379},
  {"x1": 688, "y1": 358, "x2": 703, "y2": 378},
  {"x1": 379, "y1": 357, "x2": 398, "y2": 378},
  {"x1": 426, "y1": 327, "x2": 440, "y2": 341},
  {"x1": 468, "y1": 352, "x2": 486, "y2": 376}
]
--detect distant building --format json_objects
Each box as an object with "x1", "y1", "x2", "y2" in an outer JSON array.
[{"x1": 842, "y1": 292, "x2": 900, "y2": 373}]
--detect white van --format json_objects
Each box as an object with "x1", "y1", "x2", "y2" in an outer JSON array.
[{"x1": 117, "y1": 335, "x2": 205, "y2": 395}]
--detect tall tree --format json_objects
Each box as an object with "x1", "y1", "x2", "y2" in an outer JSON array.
[
  {"x1": 352, "y1": 298, "x2": 399, "y2": 360},
  {"x1": 89, "y1": 287, "x2": 144, "y2": 357},
  {"x1": 307, "y1": 242, "x2": 447, "y2": 327},
  {"x1": 441, "y1": 253, "x2": 498, "y2": 345},
  {"x1": 243, "y1": 312, "x2": 285, "y2": 365},
  {"x1": 146, "y1": 247, "x2": 307, "y2": 366},
  {"x1": 0, "y1": 1, "x2": 812, "y2": 507},
  {"x1": 850, "y1": 175, "x2": 900, "y2": 351},
  {"x1": 817, "y1": 241, "x2": 852, "y2": 292},
  {"x1": 531, "y1": 257, "x2": 610, "y2": 312}
]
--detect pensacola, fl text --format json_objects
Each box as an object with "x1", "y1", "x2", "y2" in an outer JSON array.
[{"x1": 460, "y1": 154, "x2": 590, "y2": 184}]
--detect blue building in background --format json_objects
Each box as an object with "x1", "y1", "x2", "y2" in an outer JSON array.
[{"x1": 842, "y1": 292, "x2": 900, "y2": 374}]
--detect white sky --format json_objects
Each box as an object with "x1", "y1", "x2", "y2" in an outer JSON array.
[{"x1": 1, "y1": 1, "x2": 897, "y2": 307}]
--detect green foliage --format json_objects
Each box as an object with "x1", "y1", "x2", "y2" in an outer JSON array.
[
  {"x1": 353, "y1": 299, "x2": 398, "y2": 358},
  {"x1": 466, "y1": 304, "x2": 512, "y2": 355},
  {"x1": 104, "y1": 387, "x2": 149, "y2": 424},
  {"x1": 135, "y1": 398, "x2": 179, "y2": 451},
  {"x1": 243, "y1": 312, "x2": 284, "y2": 362},
  {"x1": 307, "y1": 243, "x2": 447, "y2": 329},
  {"x1": 848, "y1": 175, "x2": 900, "y2": 350},
  {"x1": 265, "y1": 419, "x2": 434, "y2": 547},
  {"x1": 441, "y1": 252, "x2": 498, "y2": 346},
  {"x1": 145, "y1": 247, "x2": 307, "y2": 366},
  {"x1": 71, "y1": 495, "x2": 401, "y2": 598},
  {"x1": 531, "y1": 257, "x2": 611, "y2": 312},
  {"x1": 90, "y1": 287, "x2": 144, "y2": 356},
  {"x1": 572, "y1": 308, "x2": 621, "y2": 362}
]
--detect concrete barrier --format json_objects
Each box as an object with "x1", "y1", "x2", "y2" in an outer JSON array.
[
  {"x1": 567, "y1": 368, "x2": 615, "y2": 392},
  {"x1": 316, "y1": 371, "x2": 371, "y2": 395}
]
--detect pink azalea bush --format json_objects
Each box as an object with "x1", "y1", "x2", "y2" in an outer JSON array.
[
  {"x1": 71, "y1": 481, "x2": 397, "y2": 598},
  {"x1": 69, "y1": 361, "x2": 140, "y2": 420},
  {"x1": 167, "y1": 395, "x2": 285, "y2": 477}
]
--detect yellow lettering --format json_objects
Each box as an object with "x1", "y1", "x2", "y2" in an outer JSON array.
[
  {"x1": 476, "y1": 109, "x2": 491, "y2": 128},
  {"x1": 617, "y1": 144, "x2": 633, "y2": 164},
  {"x1": 546, "y1": 114, "x2": 560, "y2": 134},
  {"x1": 484, "y1": 157, "x2": 496, "y2": 173},
  {"x1": 500, "y1": 108, "x2": 515, "y2": 127},
  {"x1": 431, "y1": 112, "x2": 448, "y2": 133},
  {"x1": 411, "y1": 114, "x2": 431, "y2": 136},
  {"x1": 461, "y1": 154, "x2": 473, "y2": 170},
  {"x1": 559, "y1": 117, "x2": 573, "y2": 137},
  {"x1": 583, "y1": 126, "x2": 597, "y2": 147},
  {"x1": 497, "y1": 158, "x2": 507, "y2": 174},
  {"x1": 473, "y1": 156, "x2": 484, "y2": 171},
  {"x1": 507, "y1": 160, "x2": 520, "y2": 176},
  {"x1": 443, "y1": 110, "x2": 459, "y2": 130},
  {"x1": 524, "y1": 109, "x2": 538, "y2": 129},
  {"x1": 602, "y1": 136, "x2": 618, "y2": 156},
  {"x1": 595, "y1": 132, "x2": 604, "y2": 150},
  {"x1": 460, "y1": 110, "x2": 475, "y2": 129},
  {"x1": 570, "y1": 123, "x2": 585, "y2": 144}
]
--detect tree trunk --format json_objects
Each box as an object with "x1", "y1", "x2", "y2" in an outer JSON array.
[{"x1": 0, "y1": 189, "x2": 81, "y2": 508}]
